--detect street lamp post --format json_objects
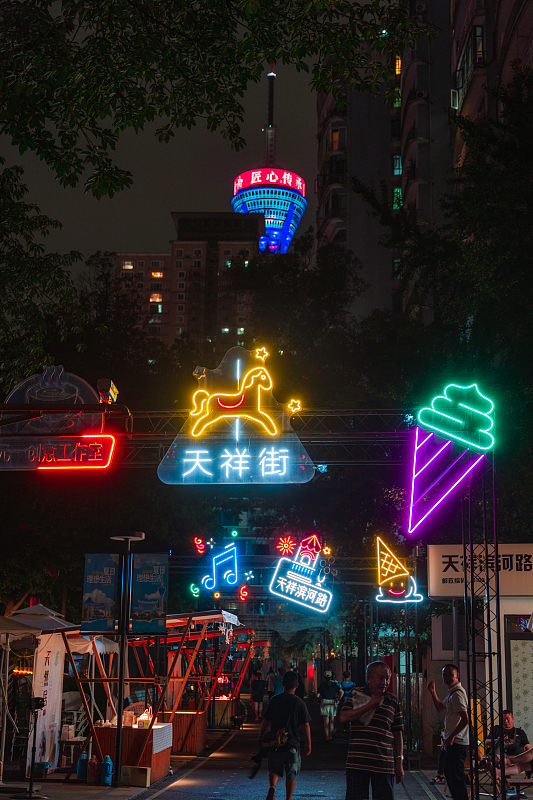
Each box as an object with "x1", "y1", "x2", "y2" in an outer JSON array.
[{"x1": 110, "y1": 532, "x2": 145, "y2": 787}]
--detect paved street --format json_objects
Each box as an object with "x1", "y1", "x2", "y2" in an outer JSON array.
[{"x1": 134, "y1": 709, "x2": 444, "y2": 800}]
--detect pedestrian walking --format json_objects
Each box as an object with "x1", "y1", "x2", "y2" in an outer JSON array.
[
  {"x1": 340, "y1": 660, "x2": 404, "y2": 800},
  {"x1": 258, "y1": 670, "x2": 311, "y2": 800},
  {"x1": 317, "y1": 670, "x2": 343, "y2": 741},
  {"x1": 267, "y1": 667, "x2": 276, "y2": 699},
  {"x1": 252, "y1": 669, "x2": 267, "y2": 721},
  {"x1": 273, "y1": 667, "x2": 285, "y2": 696},
  {"x1": 427, "y1": 664, "x2": 469, "y2": 800}
]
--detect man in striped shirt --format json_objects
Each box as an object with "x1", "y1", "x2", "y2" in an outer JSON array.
[{"x1": 340, "y1": 661, "x2": 404, "y2": 800}]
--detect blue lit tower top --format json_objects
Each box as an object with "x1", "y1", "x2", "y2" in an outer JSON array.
[{"x1": 231, "y1": 66, "x2": 307, "y2": 254}]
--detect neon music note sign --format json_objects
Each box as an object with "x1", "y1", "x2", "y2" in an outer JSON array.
[{"x1": 201, "y1": 544, "x2": 238, "y2": 590}]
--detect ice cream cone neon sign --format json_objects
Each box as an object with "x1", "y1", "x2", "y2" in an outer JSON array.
[
  {"x1": 376, "y1": 537, "x2": 422, "y2": 604},
  {"x1": 408, "y1": 382, "x2": 494, "y2": 534}
]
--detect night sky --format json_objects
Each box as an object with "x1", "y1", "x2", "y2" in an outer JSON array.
[{"x1": 3, "y1": 65, "x2": 317, "y2": 271}]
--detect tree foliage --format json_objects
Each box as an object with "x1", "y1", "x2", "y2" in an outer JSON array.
[
  {"x1": 350, "y1": 67, "x2": 533, "y2": 540},
  {"x1": 45, "y1": 250, "x2": 200, "y2": 407},
  {"x1": 0, "y1": 158, "x2": 80, "y2": 395},
  {"x1": 232, "y1": 229, "x2": 368, "y2": 405},
  {"x1": 0, "y1": 0, "x2": 429, "y2": 197}
]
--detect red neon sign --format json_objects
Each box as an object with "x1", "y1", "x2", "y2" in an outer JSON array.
[
  {"x1": 239, "y1": 586, "x2": 248, "y2": 601},
  {"x1": 233, "y1": 169, "x2": 305, "y2": 198},
  {"x1": 194, "y1": 537, "x2": 205, "y2": 554},
  {"x1": 276, "y1": 536, "x2": 297, "y2": 556},
  {"x1": 36, "y1": 435, "x2": 115, "y2": 470}
]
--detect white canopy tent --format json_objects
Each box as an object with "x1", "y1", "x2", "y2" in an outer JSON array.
[{"x1": 0, "y1": 617, "x2": 42, "y2": 786}]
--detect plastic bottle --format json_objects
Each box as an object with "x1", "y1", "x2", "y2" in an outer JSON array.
[
  {"x1": 87, "y1": 755, "x2": 101, "y2": 784},
  {"x1": 100, "y1": 755, "x2": 114, "y2": 786},
  {"x1": 76, "y1": 752, "x2": 88, "y2": 780}
]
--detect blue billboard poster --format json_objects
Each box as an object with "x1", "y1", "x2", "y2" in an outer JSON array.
[
  {"x1": 81, "y1": 554, "x2": 119, "y2": 632},
  {"x1": 131, "y1": 554, "x2": 168, "y2": 633}
]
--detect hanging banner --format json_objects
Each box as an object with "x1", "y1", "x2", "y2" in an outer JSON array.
[
  {"x1": 81, "y1": 554, "x2": 120, "y2": 632},
  {"x1": 131, "y1": 554, "x2": 168, "y2": 633},
  {"x1": 27, "y1": 633, "x2": 65, "y2": 772}
]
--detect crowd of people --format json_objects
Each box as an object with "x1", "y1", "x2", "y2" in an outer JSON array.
[{"x1": 249, "y1": 661, "x2": 531, "y2": 800}]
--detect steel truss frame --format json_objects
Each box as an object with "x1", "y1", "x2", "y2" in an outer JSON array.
[
  {"x1": 463, "y1": 453, "x2": 505, "y2": 800},
  {"x1": 114, "y1": 408, "x2": 415, "y2": 466}
]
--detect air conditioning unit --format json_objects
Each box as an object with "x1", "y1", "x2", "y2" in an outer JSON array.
[
  {"x1": 451, "y1": 89, "x2": 459, "y2": 110},
  {"x1": 416, "y1": 90, "x2": 428, "y2": 100},
  {"x1": 415, "y1": 2, "x2": 427, "y2": 11}
]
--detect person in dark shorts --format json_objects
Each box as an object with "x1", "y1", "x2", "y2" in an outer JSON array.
[
  {"x1": 252, "y1": 670, "x2": 267, "y2": 721},
  {"x1": 317, "y1": 670, "x2": 343, "y2": 741},
  {"x1": 258, "y1": 671, "x2": 311, "y2": 800},
  {"x1": 340, "y1": 660, "x2": 404, "y2": 800}
]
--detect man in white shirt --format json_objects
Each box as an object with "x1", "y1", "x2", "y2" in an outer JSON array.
[{"x1": 428, "y1": 664, "x2": 469, "y2": 800}]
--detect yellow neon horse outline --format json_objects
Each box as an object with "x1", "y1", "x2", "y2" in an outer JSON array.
[{"x1": 189, "y1": 366, "x2": 277, "y2": 437}]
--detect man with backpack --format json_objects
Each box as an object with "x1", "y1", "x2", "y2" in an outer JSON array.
[{"x1": 258, "y1": 671, "x2": 311, "y2": 800}]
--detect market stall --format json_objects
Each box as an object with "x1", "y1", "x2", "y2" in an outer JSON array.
[{"x1": 24, "y1": 608, "x2": 256, "y2": 783}]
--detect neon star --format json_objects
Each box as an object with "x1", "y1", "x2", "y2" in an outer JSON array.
[
  {"x1": 255, "y1": 347, "x2": 269, "y2": 361},
  {"x1": 288, "y1": 399, "x2": 301, "y2": 413}
]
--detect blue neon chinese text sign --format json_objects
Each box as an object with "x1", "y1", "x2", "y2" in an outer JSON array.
[{"x1": 269, "y1": 535, "x2": 333, "y2": 613}]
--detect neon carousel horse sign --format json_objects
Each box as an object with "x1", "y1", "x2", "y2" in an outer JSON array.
[{"x1": 157, "y1": 346, "x2": 315, "y2": 485}]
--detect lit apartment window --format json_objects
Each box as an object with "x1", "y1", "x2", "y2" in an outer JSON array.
[
  {"x1": 176, "y1": 249, "x2": 183, "y2": 257},
  {"x1": 393, "y1": 188, "x2": 403, "y2": 209},
  {"x1": 393, "y1": 90, "x2": 401, "y2": 108},
  {"x1": 392, "y1": 155, "x2": 402, "y2": 175},
  {"x1": 331, "y1": 127, "x2": 346, "y2": 150},
  {"x1": 223, "y1": 249, "x2": 231, "y2": 256},
  {"x1": 224, "y1": 260, "x2": 231, "y2": 268},
  {"x1": 237, "y1": 327, "x2": 244, "y2": 334},
  {"x1": 395, "y1": 55, "x2": 402, "y2": 75},
  {"x1": 222, "y1": 327, "x2": 229, "y2": 333},
  {"x1": 152, "y1": 271, "x2": 163, "y2": 278},
  {"x1": 122, "y1": 261, "x2": 134, "y2": 270},
  {"x1": 158, "y1": 303, "x2": 162, "y2": 313},
  {"x1": 150, "y1": 293, "x2": 162, "y2": 303}
]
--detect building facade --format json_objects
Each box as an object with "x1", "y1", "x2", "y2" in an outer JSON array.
[{"x1": 116, "y1": 212, "x2": 264, "y2": 361}]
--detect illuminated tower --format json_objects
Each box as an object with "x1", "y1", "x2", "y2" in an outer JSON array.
[{"x1": 231, "y1": 66, "x2": 307, "y2": 254}]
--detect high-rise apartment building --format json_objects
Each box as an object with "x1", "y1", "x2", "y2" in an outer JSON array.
[
  {"x1": 116, "y1": 212, "x2": 264, "y2": 360},
  {"x1": 317, "y1": 6, "x2": 453, "y2": 315}
]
